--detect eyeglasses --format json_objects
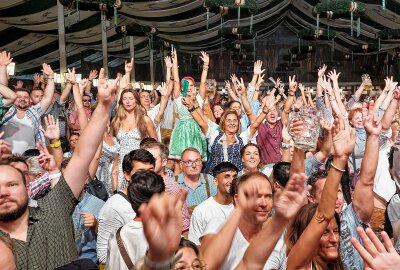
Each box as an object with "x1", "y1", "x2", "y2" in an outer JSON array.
[
  {"x1": 83, "y1": 99, "x2": 91, "y2": 102},
  {"x1": 173, "y1": 259, "x2": 206, "y2": 270},
  {"x1": 182, "y1": 159, "x2": 202, "y2": 167}
]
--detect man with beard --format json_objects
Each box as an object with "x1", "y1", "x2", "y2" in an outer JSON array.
[
  {"x1": 0, "y1": 62, "x2": 55, "y2": 155},
  {"x1": 189, "y1": 162, "x2": 238, "y2": 245},
  {"x1": 0, "y1": 68, "x2": 118, "y2": 269}
]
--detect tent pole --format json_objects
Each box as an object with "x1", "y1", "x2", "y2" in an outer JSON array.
[
  {"x1": 57, "y1": 1, "x2": 67, "y2": 88},
  {"x1": 101, "y1": 11, "x2": 109, "y2": 78}
]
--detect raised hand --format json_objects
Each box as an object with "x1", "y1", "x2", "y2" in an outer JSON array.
[
  {"x1": 36, "y1": 143, "x2": 58, "y2": 173},
  {"x1": 363, "y1": 100, "x2": 381, "y2": 136},
  {"x1": 125, "y1": 58, "x2": 134, "y2": 74},
  {"x1": 164, "y1": 56, "x2": 173, "y2": 69},
  {"x1": 351, "y1": 227, "x2": 400, "y2": 270},
  {"x1": 332, "y1": 116, "x2": 356, "y2": 158},
  {"x1": 327, "y1": 69, "x2": 341, "y2": 82},
  {"x1": 41, "y1": 63, "x2": 54, "y2": 77},
  {"x1": 288, "y1": 75, "x2": 297, "y2": 95},
  {"x1": 253, "y1": 60, "x2": 265, "y2": 76},
  {"x1": 274, "y1": 173, "x2": 308, "y2": 221},
  {"x1": 14, "y1": 80, "x2": 23, "y2": 89},
  {"x1": 182, "y1": 96, "x2": 194, "y2": 110},
  {"x1": 79, "y1": 78, "x2": 89, "y2": 94},
  {"x1": 34, "y1": 73, "x2": 41, "y2": 85},
  {"x1": 80, "y1": 213, "x2": 98, "y2": 230},
  {"x1": 0, "y1": 51, "x2": 12, "y2": 66},
  {"x1": 236, "y1": 178, "x2": 261, "y2": 212},
  {"x1": 236, "y1": 78, "x2": 247, "y2": 96},
  {"x1": 171, "y1": 48, "x2": 178, "y2": 64},
  {"x1": 318, "y1": 64, "x2": 327, "y2": 77},
  {"x1": 263, "y1": 92, "x2": 276, "y2": 112},
  {"x1": 88, "y1": 70, "x2": 98, "y2": 81},
  {"x1": 139, "y1": 191, "x2": 187, "y2": 262},
  {"x1": 97, "y1": 68, "x2": 119, "y2": 107},
  {"x1": 298, "y1": 83, "x2": 305, "y2": 93},
  {"x1": 65, "y1": 67, "x2": 76, "y2": 85},
  {"x1": 159, "y1": 82, "x2": 167, "y2": 96},
  {"x1": 200, "y1": 51, "x2": 209, "y2": 66},
  {"x1": 256, "y1": 74, "x2": 265, "y2": 89},
  {"x1": 294, "y1": 97, "x2": 303, "y2": 110},
  {"x1": 275, "y1": 78, "x2": 281, "y2": 89},
  {"x1": 40, "y1": 115, "x2": 60, "y2": 142}
]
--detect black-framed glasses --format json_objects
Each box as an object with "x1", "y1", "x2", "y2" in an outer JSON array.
[
  {"x1": 182, "y1": 159, "x2": 202, "y2": 167},
  {"x1": 173, "y1": 259, "x2": 206, "y2": 270}
]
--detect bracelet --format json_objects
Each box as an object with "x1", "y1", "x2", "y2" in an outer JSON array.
[
  {"x1": 330, "y1": 162, "x2": 345, "y2": 173},
  {"x1": 188, "y1": 106, "x2": 199, "y2": 113},
  {"x1": 49, "y1": 172, "x2": 61, "y2": 180},
  {"x1": 47, "y1": 77, "x2": 54, "y2": 80},
  {"x1": 281, "y1": 142, "x2": 291, "y2": 149},
  {"x1": 144, "y1": 252, "x2": 183, "y2": 270},
  {"x1": 49, "y1": 140, "x2": 61, "y2": 148}
]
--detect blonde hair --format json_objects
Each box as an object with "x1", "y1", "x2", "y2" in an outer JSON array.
[
  {"x1": 219, "y1": 109, "x2": 241, "y2": 135},
  {"x1": 111, "y1": 88, "x2": 148, "y2": 138}
]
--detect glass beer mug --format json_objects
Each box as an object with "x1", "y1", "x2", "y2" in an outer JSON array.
[
  {"x1": 289, "y1": 107, "x2": 321, "y2": 151},
  {"x1": 361, "y1": 74, "x2": 373, "y2": 90}
]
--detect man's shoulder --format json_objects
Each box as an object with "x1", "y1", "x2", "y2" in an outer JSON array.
[{"x1": 99, "y1": 194, "x2": 129, "y2": 213}]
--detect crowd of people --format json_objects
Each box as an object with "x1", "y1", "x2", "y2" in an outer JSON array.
[{"x1": 0, "y1": 48, "x2": 399, "y2": 270}]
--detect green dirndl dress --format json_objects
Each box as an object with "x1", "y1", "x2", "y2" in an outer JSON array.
[{"x1": 169, "y1": 97, "x2": 208, "y2": 160}]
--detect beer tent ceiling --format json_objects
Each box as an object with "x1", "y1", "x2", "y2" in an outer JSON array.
[{"x1": 0, "y1": 0, "x2": 399, "y2": 75}]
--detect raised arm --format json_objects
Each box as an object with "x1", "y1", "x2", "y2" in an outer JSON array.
[
  {"x1": 287, "y1": 117, "x2": 355, "y2": 269},
  {"x1": 282, "y1": 75, "x2": 297, "y2": 126},
  {"x1": 381, "y1": 88, "x2": 400, "y2": 130},
  {"x1": 298, "y1": 83, "x2": 308, "y2": 106},
  {"x1": 327, "y1": 70, "x2": 346, "y2": 116},
  {"x1": 39, "y1": 63, "x2": 55, "y2": 112},
  {"x1": 0, "y1": 51, "x2": 12, "y2": 86},
  {"x1": 63, "y1": 68, "x2": 119, "y2": 198},
  {"x1": 85, "y1": 69, "x2": 98, "y2": 96},
  {"x1": 251, "y1": 60, "x2": 265, "y2": 86},
  {"x1": 374, "y1": 77, "x2": 392, "y2": 112},
  {"x1": 379, "y1": 81, "x2": 396, "y2": 111},
  {"x1": 198, "y1": 51, "x2": 209, "y2": 100},
  {"x1": 0, "y1": 83, "x2": 16, "y2": 106},
  {"x1": 226, "y1": 79, "x2": 239, "y2": 102},
  {"x1": 41, "y1": 115, "x2": 63, "y2": 170},
  {"x1": 154, "y1": 82, "x2": 172, "y2": 125},
  {"x1": 235, "y1": 173, "x2": 308, "y2": 270},
  {"x1": 172, "y1": 48, "x2": 181, "y2": 98},
  {"x1": 323, "y1": 76, "x2": 342, "y2": 117},
  {"x1": 237, "y1": 78, "x2": 256, "y2": 124},
  {"x1": 184, "y1": 96, "x2": 208, "y2": 135},
  {"x1": 313, "y1": 119, "x2": 333, "y2": 162},
  {"x1": 164, "y1": 56, "x2": 172, "y2": 85},
  {"x1": 316, "y1": 65, "x2": 327, "y2": 98},
  {"x1": 352, "y1": 101, "x2": 381, "y2": 223}
]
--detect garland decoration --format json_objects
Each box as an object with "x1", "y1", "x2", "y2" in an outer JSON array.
[
  {"x1": 203, "y1": 0, "x2": 258, "y2": 31},
  {"x1": 313, "y1": 1, "x2": 365, "y2": 37},
  {"x1": 298, "y1": 29, "x2": 336, "y2": 41},
  {"x1": 219, "y1": 26, "x2": 255, "y2": 40}
]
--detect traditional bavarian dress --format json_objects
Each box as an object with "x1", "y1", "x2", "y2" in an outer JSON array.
[{"x1": 204, "y1": 132, "x2": 245, "y2": 175}]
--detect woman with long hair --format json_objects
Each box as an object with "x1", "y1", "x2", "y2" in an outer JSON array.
[{"x1": 111, "y1": 88, "x2": 157, "y2": 190}]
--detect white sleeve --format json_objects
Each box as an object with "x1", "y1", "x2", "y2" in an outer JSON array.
[
  {"x1": 200, "y1": 217, "x2": 225, "y2": 243},
  {"x1": 188, "y1": 208, "x2": 204, "y2": 246},
  {"x1": 239, "y1": 126, "x2": 258, "y2": 145},
  {"x1": 196, "y1": 93, "x2": 205, "y2": 108},
  {"x1": 97, "y1": 206, "x2": 126, "y2": 263},
  {"x1": 206, "y1": 124, "x2": 220, "y2": 146}
]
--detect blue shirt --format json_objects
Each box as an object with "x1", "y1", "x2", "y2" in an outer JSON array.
[
  {"x1": 73, "y1": 192, "x2": 105, "y2": 263},
  {"x1": 340, "y1": 203, "x2": 365, "y2": 270},
  {"x1": 177, "y1": 173, "x2": 216, "y2": 207}
]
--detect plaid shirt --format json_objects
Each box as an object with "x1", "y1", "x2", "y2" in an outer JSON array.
[
  {"x1": 0, "y1": 103, "x2": 45, "y2": 143},
  {"x1": 0, "y1": 96, "x2": 11, "y2": 120},
  {"x1": 0, "y1": 175, "x2": 78, "y2": 269},
  {"x1": 164, "y1": 169, "x2": 190, "y2": 231},
  {"x1": 29, "y1": 172, "x2": 51, "y2": 199}
]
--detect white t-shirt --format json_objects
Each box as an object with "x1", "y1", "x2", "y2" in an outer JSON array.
[
  {"x1": 162, "y1": 98, "x2": 175, "y2": 129},
  {"x1": 373, "y1": 142, "x2": 396, "y2": 202},
  {"x1": 147, "y1": 103, "x2": 161, "y2": 141},
  {"x1": 106, "y1": 220, "x2": 148, "y2": 269},
  {"x1": 97, "y1": 193, "x2": 136, "y2": 263},
  {"x1": 202, "y1": 217, "x2": 284, "y2": 270},
  {"x1": 188, "y1": 197, "x2": 234, "y2": 245},
  {"x1": 0, "y1": 113, "x2": 35, "y2": 154}
]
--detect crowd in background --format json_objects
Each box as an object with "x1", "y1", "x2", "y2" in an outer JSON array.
[{"x1": 0, "y1": 48, "x2": 399, "y2": 270}]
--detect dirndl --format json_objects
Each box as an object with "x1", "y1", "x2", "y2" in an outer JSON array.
[{"x1": 169, "y1": 118, "x2": 208, "y2": 160}]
